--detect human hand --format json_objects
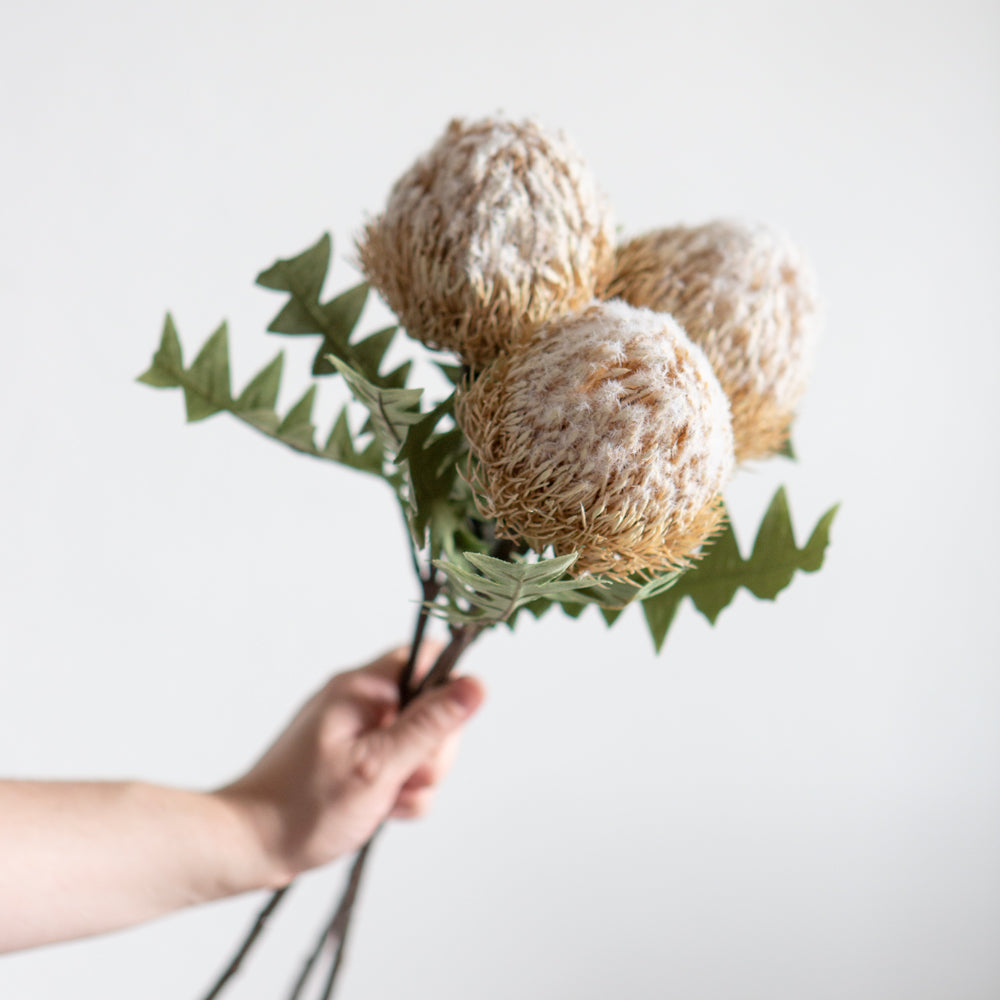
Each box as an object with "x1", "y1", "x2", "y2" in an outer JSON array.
[{"x1": 215, "y1": 644, "x2": 485, "y2": 888}]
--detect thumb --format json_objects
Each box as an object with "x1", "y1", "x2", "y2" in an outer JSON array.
[{"x1": 374, "y1": 677, "x2": 485, "y2": 786}]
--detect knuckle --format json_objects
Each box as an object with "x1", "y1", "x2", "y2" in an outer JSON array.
[
  {"x1": 348, "y1": 733, "x2": 387, "y2": 786},
  {"x1": 395, "y1": 791, "x2": 432, "y2": 819},
  {"x1": 412, "y1": 698, "x2": 461, "y2": 740}
]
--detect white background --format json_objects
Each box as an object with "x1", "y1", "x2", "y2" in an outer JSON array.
[{"x1": 1, "y1": 1, "x2": 998, "y2": 998}]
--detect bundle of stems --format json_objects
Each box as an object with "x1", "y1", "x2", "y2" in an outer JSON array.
[{"x1": 200, "y1": 559, "x2": 496, "y2": 1000}]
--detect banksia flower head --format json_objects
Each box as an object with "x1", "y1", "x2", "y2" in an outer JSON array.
[
  {"x1": 606, "y1": 220, "x2": 820, "y2": 461},
  {"x1": 456, "y1": 300, "x2": 736, "y2": 580},
  {"x1": 358, "y1": 117, "x2": 615, "y2": 369}
]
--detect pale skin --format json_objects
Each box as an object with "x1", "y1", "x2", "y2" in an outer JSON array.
[{"x1": 0, "y1": 643, "x2": 484, "y2": 954}]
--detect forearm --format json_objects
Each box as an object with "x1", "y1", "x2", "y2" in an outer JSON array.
[{"x1": 0, "y1": 779, "x2": 277, "y2": 953}]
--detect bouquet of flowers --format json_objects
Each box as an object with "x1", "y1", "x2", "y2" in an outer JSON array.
[{"x1": 139, "y1": 115, "x2": 837, "y2": 998}]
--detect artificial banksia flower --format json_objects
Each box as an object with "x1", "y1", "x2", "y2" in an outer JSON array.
[
  {"x1": 606, "y1": 220, "x2": 819, "y2": 461},
  {"x1": 358, "y1": 117, "x2": 615, "y2": 369},
  {"x1": 456, "y1": 301, "x2": 736, "y2": 579}
]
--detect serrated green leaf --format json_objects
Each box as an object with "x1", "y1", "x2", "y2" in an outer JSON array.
[
  {"x1": 642, "y1": 592, "x2": 684, "y2": 652},
  {"x1": 350, "y1": 324, "x2": 396, "y2": 374},
  {"x1": 437, "y1": 363, "x2": 466, "y2": 386},
  {"x1": 395, "y1": 396, "x2": 470, "y2": 549},
  {"x1": 183, "y1": 323, "x2": 231, "y2": 421},
  {"x1": 778, "y1": 435, "x2": 797, "y2": 460},
  {"x1": 258, "y1": 235, "x2": 410, "y2": 388},
  {"x1": 639, "y1": 490, "x2": 838, "y2": 652},
  {"x1": 601, "y1": 606, "x2": 624, "y2": 626},
  {"x1": 331, "y1": 357, "x2": 423, "y2": 456},
  {"x1": 260, "y1": 235, "x2": 331, "y2": 336},
  {"x1": 241, "y1": 410, "x2": 281, "y2": 436},
  {"x1": 256, "y1": 233, "x2": 331, "y2": 297},
  {"x1": 236, "y1": 353, "x2": 284, "y2": 411},
  {"x1": 523, "y1": 598, "x2": 555, "y2": 619},
  {"x1": 137, "y1": 314, "x2": 184, "y2": 387},
  {"x1": 278, "y1": 384, "x2": 316, "y2": 431},
  {"x1": 687, "y1": 521, "x2": 746, "y2": 622},
  {"x1": 321, "y1": 408, "x2": 383, "y2": 473},
  {"x1": 380, "y1": 361, "x2": 412, "y2": 390},
  {"x1": 431, "y1": 552, "x2": 589, "y2": 626},
  {"x1": 268, "y1": 298, "x2": 322, "y2": 336},
  {"x1": 744, "y1": 488, "x2": 799, "y2": 600},
  {"x1": 799, "y1": 505, "x2": 839, "y2": 572},
  {"x1": 321, "y1": 283, "x2": 369, "y2": 343},
  {"x1": 139, "y1": 316, "x2": 392, "y2": 481},
  {"x1": 277, "y1": 385, "x2": 317, "y2": 450},
  {"x1": 321, "y1": 407, "x2": 357, "y2": 461}
]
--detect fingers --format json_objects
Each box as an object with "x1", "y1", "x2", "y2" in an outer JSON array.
[
  {"x1": 398, "y1": 730, "x2": 460, "y2": 791},
  {"x1": 360, "y1": 640, "x2": 445, "y2": 688},
  {"x1": 363, "y1": 675, "x2": 485, "y2": 790},
  {"x1": 317, "y1": 642, "x2": 447, "y2": 733},
  {"x1": 390, "y1": 787, "x2": 435, "y2": 819}
]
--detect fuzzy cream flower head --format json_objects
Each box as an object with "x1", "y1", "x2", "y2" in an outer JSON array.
[
  {"x1": 456, "y1": 300, "x2": 736, "y2": 580},
  {"x1": 606, "y1": 220, "x2": 820, "y2": 461},
  {"x1": 358, "y1": 117, "x2": 615, "y2": 369}
]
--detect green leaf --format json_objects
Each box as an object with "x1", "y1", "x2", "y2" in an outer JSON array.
[
  {"x1": 311, "y1": 285, "x2": 374, "y2": 374},
  {"x1": 523, "y1": 597, "x2": 555, "y2": 620},
  {"x1": 139, "y1": 316, "x2": 389, "y2": 479},
  {"x1": 331, "y1": 356, "x2": 423, "y2": 458},
  {"x1": 257, "y1": 235, "x2": 407, "y2": 388},
  {"x1": 320, "y1": 283, "x2": 370, "y2": 345},
  {"x1": 601, "y1": 606, "x2": 624, "y2": 626},
  {"x1": 797, "y1": 505, "x2": 839, "y2": 573},
  {"x1": 277, "y1": 385, "x2": 317, "y2": 450},
  {"x1": 549, "y1": 566, "x2": 682, "y2": 621},
  {"x1": 778, "y1": 435, "x2": 797, "y2": 460},
  {"x1": 257, "y1": 233, "x2": 331, "y2": 298},
  {"x1": 183, "y1": 323, "x2": 231, "y2": 421},
  {"x1": 395, "y1": 397, "x2": 468, "y2": 543},
  {"x1": 431, "y1": 552, "x2": 591, "y2": 626},
  {"x1": 437, "y1": 362, "x2": 466, "y2": 386},
  {"x1": 343, "y1": 324, "x2": 396, "y2": 376},
  {"x1": 137, "y1": 314, "x2": 184, "y2": 387},
  {"x1": 642, "y1": 591, "x2": 684, "y2": 651},
  {"x1": 236, "y1": 352, "x2": 284, "y2": 412},
  {"x1": 321, "y1": 408, "x2": 383, "y2": 473},
  {"x1": 640, "y1": 489, "x2": 839, "y2": 652},
  {"x1": 380, "y1": 360, "x2": 413, "y2": 390}
]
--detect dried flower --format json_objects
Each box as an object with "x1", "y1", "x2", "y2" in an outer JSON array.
[
  {"x1": 358, "y1": 117, "x2": 615, "y2": 368},
  {"x1": 456, "y1": 301, "x2": 735, "y2": 579},
  {"x1": 606, "y1": 220, "x2": 820, "y2": 460}
]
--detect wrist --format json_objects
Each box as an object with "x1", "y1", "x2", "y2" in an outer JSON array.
[{"x1": 209, "y1": 785, "x2": 296, "y2": 892}]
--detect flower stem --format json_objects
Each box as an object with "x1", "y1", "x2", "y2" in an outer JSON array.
[
  {"x1": 285, "y1": 840, "x2": 373, "y2": 1000},
  {"x1": 198, "y1": 571, "x2": 438, "y2": 1000},
  {"x1": 199, "y1": 885, "x2": 290, "y2": 999},
  {"x1": 398, "y1": 573, "x2": 441, "y2": 700},
  {"x1": 306, "y1": 621, "x2": 482, "y2": 998}
]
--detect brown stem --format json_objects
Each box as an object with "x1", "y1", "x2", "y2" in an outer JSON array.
[
  {"x1": 316, "y1": 839, "x2": 375, "y2": 1000},
  {"x1": 201, "y1": 572, "x2": 439, "y2": 1000},
  {"x1": 308, "y1": 623, "x2": 484, "y2": 998},
  {"x1": 420, "y1": 622, "x2": 482, "y2": 691},
  {"x1": 397, "y1": 574, "x2": 441, "y2": 704},
  {"x1": 285, "y1": 841, "x2": 374, "y2": 1000},
  {"x1": 199, "y1": 885, "x2": 290, "y2": 1000},
  {"x1": 206, "y1": 536, "x2": 501, "y2": 999},
  {"x1": 283, "y1": 582, "x2": 436, "y2": 999}
]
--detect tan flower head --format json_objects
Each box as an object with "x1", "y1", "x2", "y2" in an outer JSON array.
[
  {"x1": 456, "y1": 300, "x2": 735, "y2": 580},
  {"x1": 358, "y1": 117, "x2": 615, "y2": 368},
  {"x1": 606, "y1": 220, "x2": 820, "y2": 461}
]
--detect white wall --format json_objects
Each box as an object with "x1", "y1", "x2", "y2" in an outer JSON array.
[{"x1": 1, "y1": 1, "x2": 998, "y2": 997}]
